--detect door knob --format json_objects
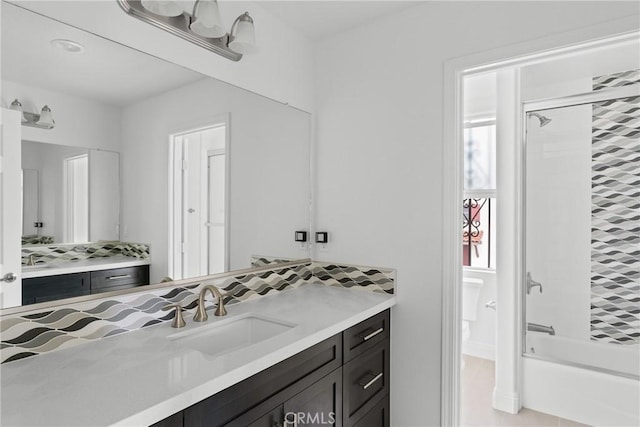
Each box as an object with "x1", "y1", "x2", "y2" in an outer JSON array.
[{"x1": 1, "y1": 273, "x2": 17, "y2": 283}]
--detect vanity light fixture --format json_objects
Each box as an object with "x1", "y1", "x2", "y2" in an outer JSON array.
[
  {"x1": 117, "y1": 0, "x2": 257, "y2": 62},
  {"x1": 10, "y1": 99, "x2": 55, "y2": 130}
]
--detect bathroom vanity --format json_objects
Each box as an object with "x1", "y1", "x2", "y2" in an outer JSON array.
[
  {"x1": 0, "y1": 283, "x2": 395, "y2": 426},
  {"x1": 154, "y1": 309, "x2": 390, "y2": 427}
]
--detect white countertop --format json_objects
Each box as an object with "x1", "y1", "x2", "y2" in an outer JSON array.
[
  {"x1": 0, "y1": 284, "x2": 396, "y2": 427},
  {"x1": 22, "y1": 256, "x2": 151, "y2": 279}
]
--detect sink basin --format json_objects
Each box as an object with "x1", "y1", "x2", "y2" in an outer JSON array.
[{"x1": 169, "y1": 314, "x2": 296, "y2": 357}]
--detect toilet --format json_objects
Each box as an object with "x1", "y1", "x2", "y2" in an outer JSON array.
[{"x1": 462, "y1": 277, "x2": 484, "y2": 368}]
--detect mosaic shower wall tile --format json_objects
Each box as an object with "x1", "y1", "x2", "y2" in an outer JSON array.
[
  {"x1": 590, "y1": 71, "x2": 640, "y2": 345},
  {"x1": 21, "y1": 241, "x2": 150, "y2": 265},
  {"x1": 0, "y1": 261, "x2": 394, "y2": 363},
  {"x1": 592, "y1": 69, "x2": 640, "y2": 91}
]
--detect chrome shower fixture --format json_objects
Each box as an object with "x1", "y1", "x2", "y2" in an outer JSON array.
[{"x1": 529, "y1": 112, "x2": 552, "y2": 127}]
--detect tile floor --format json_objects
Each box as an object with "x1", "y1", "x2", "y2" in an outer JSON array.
[{"x1": 461, "y1": 355, "x2": 591, "y2": 427}]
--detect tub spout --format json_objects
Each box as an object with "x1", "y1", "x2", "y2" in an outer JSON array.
[{"x1": 527, "y1": 322, "x2": 555, "y2": 335}]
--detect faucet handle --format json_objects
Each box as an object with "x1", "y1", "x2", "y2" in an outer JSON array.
[
  {"x1": 215, "y1": 294, "x2": 227, "y2": 317},
  {"x1": 162, "y1": 303, "x2": 187, "y2": 328}
]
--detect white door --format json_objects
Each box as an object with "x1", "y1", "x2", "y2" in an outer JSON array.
[
  {"x1": 0, "y1": 108, "x2": 23, "y2": 308},
  {"x1": 207, "y1": 151, "x2": 226, "y2": 274},
  {"x1": 170, "y1": 124, "x2": 227, "y2": 279}
]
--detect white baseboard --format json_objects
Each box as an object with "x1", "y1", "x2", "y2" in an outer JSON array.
[
  {"x1": 493, "y1": 388, "x2": 520, "y2": 414},
  {"x1": 462, "y1": 340, "x2": 495, "y2": 361}
]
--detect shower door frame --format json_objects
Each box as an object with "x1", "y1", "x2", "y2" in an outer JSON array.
[{"x1": 521, "y1": 83, "x2": 640, "y2": 377}]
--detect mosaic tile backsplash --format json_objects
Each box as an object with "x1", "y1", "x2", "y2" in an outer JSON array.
[
  {"x1": 21, "y1": 241, "x2": 150, "y2": 265},
  {"x1": 0, "y1": 261, "x2": 394, "y2": 364},
  {"x1": 590, "y1": 70, "x2": 640, "y2": 345}
]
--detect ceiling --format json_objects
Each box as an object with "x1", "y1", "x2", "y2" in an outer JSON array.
[
  {"x1": 1, "y1": 2, "x2": 204, "y2": 107},
  {"x1": 257, "y1": 1, "x2": 420, "y2": 41}
]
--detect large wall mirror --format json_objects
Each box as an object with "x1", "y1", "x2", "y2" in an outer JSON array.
[{"x1": 1, "y1": 2, "x2": 311, "y2": 309}]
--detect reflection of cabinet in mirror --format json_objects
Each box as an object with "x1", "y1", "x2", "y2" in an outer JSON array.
[
  {"x1": 22, "y1": 265, "x2": 149, "y2": 306},
  {"x1": 21, "y1": 141, "x2": 120, "y2": 244}
]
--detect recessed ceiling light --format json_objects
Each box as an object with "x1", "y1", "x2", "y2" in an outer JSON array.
[{"x1": 50, "y1": 39, "x2": 85, "y2": 54}]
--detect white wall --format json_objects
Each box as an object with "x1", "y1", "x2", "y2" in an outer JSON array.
[
  {"x1": 121, "y1": 78, "x2": 310, "y2": 283},
  {"x1": 313, "y1": 2, "x2": 639, "y2": 425},
  {"x1": 15, "y1": 0, "x2": 315, "y2": 112}
]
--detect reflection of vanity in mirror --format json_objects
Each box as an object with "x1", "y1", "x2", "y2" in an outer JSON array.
[{"x1": 1, "y1": 2, "x2": 311, "y2": 309}]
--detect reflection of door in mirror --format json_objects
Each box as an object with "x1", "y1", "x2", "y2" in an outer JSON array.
[
  {"x1": 170, "y1": 123, "x2": 228, "y2": 279},
  {"x1": 22, "y1": 169, "x2": 39, "y2": 236},
  {"x1": 63, "y1": 154, "x2": 89, "y2": 243}
]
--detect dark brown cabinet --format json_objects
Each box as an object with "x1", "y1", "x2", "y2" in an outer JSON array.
[
  {"x1": 151, "y1": 309, "x2": 391, "y2": 427},
  {"x1": 342, "y1": 311, "x2": 390, "y2": 427},
  {"x1": 90, "y1": 265, "x2": 149, "y2": 294},
  {"x1": 22, "y1": 265, "x2": 150, "y2": 305},
  {"x1": 22, "y1": 272, "x2": 90, "y2": 305}
]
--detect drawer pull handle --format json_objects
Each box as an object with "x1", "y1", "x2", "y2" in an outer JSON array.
[
  {"x1": 358, "y1": 371, "x2": 383, "y2": 390},
  {"x1": 359, "y1": 327, "x2": 383, "y2": 341},
  {"x1": 107, "y1": 274, "x2": 132, "y2": 280}
]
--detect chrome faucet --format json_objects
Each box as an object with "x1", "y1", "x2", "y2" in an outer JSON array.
[
  {"x1": 527, "y1": 322, "x2": 555, "y2": 335},
  {"x1": 526, "y1": 272, "x2": 543, "y2": 294},
  {"x1": 193, "y1": 284, "x2": 227, "y2": 322}
]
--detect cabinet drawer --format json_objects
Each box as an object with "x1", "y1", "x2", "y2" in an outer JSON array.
[
  {"x1": 90, "y1": 265, "x2": 149, "y2": 292},
  {"x1": 22, "y1": 272, "x2": 91, "y2": 306},
  {"x1": 343, "y1": 309, "x2": 389, "y2": 362},
  {"x1": 343, "y1": 339, "x2": 389, "y2": 426},
  {"x1": 352, "y1": 394, "x2": 389, "y2": 427}
]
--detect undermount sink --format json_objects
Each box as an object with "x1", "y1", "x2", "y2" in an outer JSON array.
[{"x1": 168, "y1": 314, "x2": 296, "y2": 357}]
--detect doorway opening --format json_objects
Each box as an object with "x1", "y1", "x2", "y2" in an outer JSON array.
[
  {"x1": 444, "y1": 25, "x2": 640, "y2": 427},
  {"x1": 169, "y1": 120, "x2": 229, "y2": 280}
]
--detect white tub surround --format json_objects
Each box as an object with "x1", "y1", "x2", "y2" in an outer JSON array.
[
  {"x1": 523, "y1": 356, "x2": 640, "y2": 426},
  {"x1": 0, "y1": 284, "x2": 396, "y2": 427},
  {"x1": 21, "y1": 255, "x2": 151, "y2": 279}
]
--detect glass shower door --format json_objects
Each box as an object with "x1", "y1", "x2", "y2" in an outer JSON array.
[{"x1": 524, "y1": 90, "x2": 639, "y2": 378}]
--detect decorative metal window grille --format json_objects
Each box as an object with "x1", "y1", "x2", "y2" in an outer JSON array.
[{"x1": 463, "y1": 197, "x2": 494, "y2": 269}]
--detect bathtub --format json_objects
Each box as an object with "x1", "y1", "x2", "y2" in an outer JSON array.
[
  {"x1": 523, "y1": 334, "x2": 640, "y2": 426},
  {"x1": 526, "y1": 333, "x2": 639, "y2": 378}
]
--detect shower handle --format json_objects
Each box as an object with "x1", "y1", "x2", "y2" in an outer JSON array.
[{"x1": 526, "y1": 272, "x2": 543, "y2": 294}]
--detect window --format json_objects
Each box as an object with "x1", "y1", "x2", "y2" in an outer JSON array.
[{"x1": 463, "y1": 120, "x2": 496, "y2": 269}]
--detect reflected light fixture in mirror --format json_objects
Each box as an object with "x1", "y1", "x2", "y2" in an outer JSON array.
[
  {"x1": 118, "y1": 0, "x2": 257, "y2": 61},
  {"x1": 10, "y1": 99, "x2": 55, "y2": 129}
]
